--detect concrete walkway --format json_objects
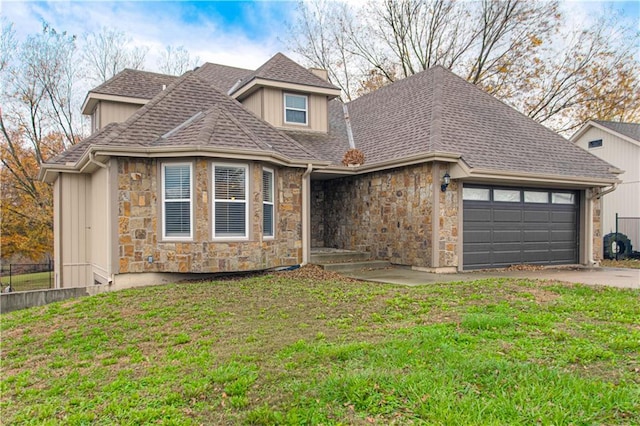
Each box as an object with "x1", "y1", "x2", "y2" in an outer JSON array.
[{"x1": 344, "y1": 266, "x2": 640, "y2": 289}]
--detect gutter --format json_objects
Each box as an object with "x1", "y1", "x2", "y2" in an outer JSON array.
[
  {"x1": 301, "y1": 164, "x2": 313, "y2": 266},
  {"x1": 587, "y1": 183, "x2": 618, "y2": 200}
]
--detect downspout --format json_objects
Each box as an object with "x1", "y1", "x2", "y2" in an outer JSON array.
[
  {"x1": 301, "y1": 163, "x2": 313, "y2": 265},
  {"x1": 585, "y1": 183, "x2": 618, "y2": 265}
]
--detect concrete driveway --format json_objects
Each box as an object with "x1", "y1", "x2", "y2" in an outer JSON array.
[{"x1": 344, "y1": 266, "x2": 640, "y2": 289}]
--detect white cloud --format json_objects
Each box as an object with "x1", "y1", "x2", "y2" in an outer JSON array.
[{"x1": 0, "y1": 1, "x2": 294, "y2": 70}]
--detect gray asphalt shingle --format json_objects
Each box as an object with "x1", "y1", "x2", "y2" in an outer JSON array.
[{"x1": 594, "y1": 120, "x2": 640, "y2": 142}]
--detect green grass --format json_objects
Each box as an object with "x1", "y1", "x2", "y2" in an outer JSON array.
[
  {"x1": 1, "y1": 274, "x2": 639, "y2": 425},
  {"x1": 0, "y1": 271, "x2": 52, "y2": 292}
]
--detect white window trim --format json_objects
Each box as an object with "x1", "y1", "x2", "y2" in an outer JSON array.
[
  {"x1": 212, "y1": 162, "x2": 250, "y2": 240},
  {"x1": 162, "y1": 162, "x2": 193, "y2": 241},
  {"x1": 283, "y1": 93, "x2": 308, "y2": 126},
  {"x1": 263, "y1": 167, "x2": 275, "y2": 239}
]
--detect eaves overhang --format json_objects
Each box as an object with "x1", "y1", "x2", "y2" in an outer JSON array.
[
  {"x1": 312, "y1": 151, "x2": 462, "y2": 179},
  {"x1": 231, "y1": 78, "x2": 342, "y2": 101},
  {"x1": 39, "y1": 145, "x2": 330, "y2": 183},
  {"x1": 449, "y1": 161, "x2": 622, "y2": 189},
  {"x1": 81, "y1": 92, "x2": 149, "y2": 115}
]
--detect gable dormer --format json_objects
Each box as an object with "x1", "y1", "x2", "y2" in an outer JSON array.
[
  {"x1": 81, "y1": 70, "x2": 177, "y2": 133},
  {"x1": 229, "y1": 53, "x2": 341, "y2": 133}
]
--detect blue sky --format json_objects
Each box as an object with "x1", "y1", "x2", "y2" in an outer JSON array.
[{"x1": 1, "y1": 1, "x2": 638, "y2": 70}]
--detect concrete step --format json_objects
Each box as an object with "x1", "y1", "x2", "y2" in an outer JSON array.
[
  {"x1": 310, "y1": 250, "x2": 371, "y2": 264},
  {"x1": 321, "y1": 260, "x2": 391, "y2": 272}
]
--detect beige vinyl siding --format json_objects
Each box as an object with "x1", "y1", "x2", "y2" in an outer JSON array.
[
  {"x1": 242, "y1": 89, "x2": 263, "y2": 118},
  {"x1": 59, "y1": 174, "x2": 92, "y2": 287},
  {"x1": 308, "y1": 94, "x2": 328, "y2": 132},
  {"x1": 260, "y1": 88, "x2": 328, "y2": 132},
  {"x1": 575, "y1": 127, "x2": 640, "y2": 235},
  {"x1": 90, "y1": 165, "x2": 111, "y2": 283},
  {"x1": 97, "y1": 100, "x2": 142, "y2": 130}
]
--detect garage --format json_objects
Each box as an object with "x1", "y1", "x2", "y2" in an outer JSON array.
[{"x1": 463, "y1": 185, "x2": 579, "y2": 269}]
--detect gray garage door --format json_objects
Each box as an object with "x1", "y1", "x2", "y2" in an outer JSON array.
[{"x1": 463, "y1": 186, "x2": 579, "y2": 269}]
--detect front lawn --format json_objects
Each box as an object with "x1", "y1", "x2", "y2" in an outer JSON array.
[{"x1": 1, "y1": 271, "x2": 639, "y2": 424}]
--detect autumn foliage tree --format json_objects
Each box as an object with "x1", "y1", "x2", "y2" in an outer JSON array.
[
  {"x1": 289, "y1": 0, "x2": 640, "y2": 133},
  {"x1": 1, "y1": 131, "x2": 63, "y2": 261},
  {"x1": 1, "y1": 21, "x2": 82, "y2": 262}
]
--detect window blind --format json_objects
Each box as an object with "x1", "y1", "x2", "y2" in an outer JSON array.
[
  {"x1": 163, "y1": 164, "x2": 191, "y2": 238},
  {"x1": 214, "y1": 165, "x2": 247, "y2": 238},
  {"x1": 263, "y1": 169, "x2": 274, "y2": 237}
]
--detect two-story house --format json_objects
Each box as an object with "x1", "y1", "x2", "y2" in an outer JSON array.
[{"x1": 40, "y1": 53, "x2": 619, "y2": 289}]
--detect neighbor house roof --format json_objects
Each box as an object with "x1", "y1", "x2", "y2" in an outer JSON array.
[
  {"x1": 592, "y1": 120, "x2": 640, "y2": 143},
  {"x1": 570, "y1": 119, "x2": 640, "y2": 149}
]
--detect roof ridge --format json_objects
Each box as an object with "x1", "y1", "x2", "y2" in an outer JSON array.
[
  {"x1": 429, "y1": 67, "x2": 444, "y2": 152},
  {"x1": 217, "y1": 107, "x2": 274, "y2": 151}
]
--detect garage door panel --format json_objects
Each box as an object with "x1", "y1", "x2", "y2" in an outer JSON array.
[
  {"x1": 464, "y1": 252, "x2": 491, "y2": 266},
  {"x1": 523, "y1": 242, "x2": 553, "y2": 251},
  {"x1": 464, "y1": 229, "x2": 492, "y2": 243},
  {"x1": 522, "y1": 251, "x2": 553, "y2": 262},
  {"x1": 493, "y1": 230, "x2": 521, "y2": 243},
  {"x1": 463, "y1": 186, "x2": 578, "y2": 269},
  {"x1": 493, "y1": 209, "x2": 521, "y2": 222},
  {"x1": 551, "y1": 211, "x2": 576, "y2": 223},
  {"x1": 465, "y1": 208, "x2": 491, "y2": 222},
  {"x1": 524, "y1": 211, "x2": 550, "y2": 222},
  {"x1": 492, "y1": 251, "x2": 522, "y2": 263},
  {"x1": 551, "y1": 230, "x2": 576, "y2": 242},
  {"x1": 523, "y1": 230, "x2": 550, "y2": 242}
]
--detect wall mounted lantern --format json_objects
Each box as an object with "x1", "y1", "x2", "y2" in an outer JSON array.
[{"x1": 441, "y1": 172, "x2": 451, "y2": 192}]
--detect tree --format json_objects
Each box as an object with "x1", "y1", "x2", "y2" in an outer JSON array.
[
  {"x1": 81, "y1": 27, "x2": 149, "y2": 84},
  {"x1": 1, "y1": 22, "x2": 83, "y2": 261},
  {"x1": 289, "y1": 0, "x2": 360, "y2": 100},
  {"x1": 289, "y1": 0, "x2": 640, "y2": 133},
  {"x1": 0, "y1": 17, "x2": 16, "y2": 73},
  {"x1": 157, "y1": 45, "x2": 200, "y2": 76},
  {"x1": 0, "y1": 130, "x2": 62, "y2": 261}
]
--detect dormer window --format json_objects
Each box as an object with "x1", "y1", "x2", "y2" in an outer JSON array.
[{"x1": 284, "y1": 93, "x2": 308, "y2": 125}]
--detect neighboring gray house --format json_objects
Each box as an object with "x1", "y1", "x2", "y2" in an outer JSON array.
[
  {"x1": 40, "y1": 53, "x2": 620, "y2": 289},
  {"x1": 572, "y1": 120, "x2": 640, "y2": 254}
]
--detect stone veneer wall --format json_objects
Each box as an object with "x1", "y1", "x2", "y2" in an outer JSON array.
[
  {"x1": 592, "y1": 197, "x2": 603, "y2": 261},
  {"x1": 437, "y1": 179, "x2": 459, "y2": 267},
  {"x1": 117, "y1": 158, "x2": 303, "y2": 274},
  {"x1": 311, "y1": 180, "x2": 325, "y2": 248},
  {"x1": 318, "y1": 163, "x2": 436, "y2": 267}
]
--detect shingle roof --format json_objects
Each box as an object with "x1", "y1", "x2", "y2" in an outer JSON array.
[
  {"x1": 50, "y1": 54, "x2": 618, "y2": 183},
  {"x1": 345, "y1": 66, "x2": 617, "y2": 180},
  {"x1": 47, "y1": 123, "x2": 120, "y2": 164},
  {"x1": 231, "y1": 53, "x2": 338, "y2": 94},
  {"x1": 283, "y1": 99, "x2": 351, "y2": 165},
  {"x1": 194, "y1": 63, "x2": 252, "y2": 93},
  {"x1": 593, "y1": 120, "x2": 640, "y2": 142},
  {"x1": 89, "y1": 69, "x2": 178, "y2": 99},
  {"x1": 49, "y1": 71, "x2": 318, "y2": 165}
]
